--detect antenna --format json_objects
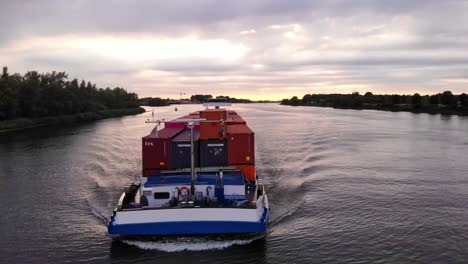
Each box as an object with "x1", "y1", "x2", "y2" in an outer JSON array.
[
  {"x1": 146, "y1": 108, "x2": 159, "y2": 123},
  {"x1": 145, "y1": 109, "x2": 165, "y2": 137},
  {"x1": 187, "y1": 121, "x2": 196, "y2": 196}
]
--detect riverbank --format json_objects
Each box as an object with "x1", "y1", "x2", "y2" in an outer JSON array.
[
  {"x1": 281, "y1": 92, "x2": 468, "y2": 116},
  {"x1": 0, "y1": 107, "x2": 145, "y2": 133},
  {"x1": 283, "y1": 103, "x2": 468, "y2": 116}
]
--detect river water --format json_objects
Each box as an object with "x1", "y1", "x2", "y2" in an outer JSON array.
[{"x1": 1, "y1": 104, "x2": 468, "y2": 263}]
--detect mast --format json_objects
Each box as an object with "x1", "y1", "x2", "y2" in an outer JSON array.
[{"x1": 187, "y1": 121, "x2": 196, "y2": 196}]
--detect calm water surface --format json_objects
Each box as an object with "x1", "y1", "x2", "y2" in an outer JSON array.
[{"x1": 1, "y1": 104, "x2": 468, "y2": 263}]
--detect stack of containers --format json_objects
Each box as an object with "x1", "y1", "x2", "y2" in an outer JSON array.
[
  {"x1": 199, "y1": 109, "x2": 228, "y2": 167},
  {"x1": 170, "y1": 129, "x2": 200, "y2": 169},
  {"x1": 200, "y1": 109, "x2": 227, "y2": 139},
  {"x1": 143, "y1": 109, "x2": 256, "y2": 182},
  {"x1": 226, "y1": 111, "x2": 246, "y2": 125},
  {"x1": 226, "y1": 118, "x2": 256, "y2": 182},
  {"x1": 142, "y1": 127, "x2": 184, "y2": 177}
]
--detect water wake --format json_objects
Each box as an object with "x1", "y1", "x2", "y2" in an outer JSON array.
[
  {"x1": 90, "y1": 206, "x2": 109, "y2": 224},
  {"x1": 121, "y1": 235, "x2": 264, "y2": 252}
]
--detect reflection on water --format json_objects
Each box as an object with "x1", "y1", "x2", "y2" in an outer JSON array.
[{"x1": 1, "y1": 104, "x2": 468, "y2": 263}]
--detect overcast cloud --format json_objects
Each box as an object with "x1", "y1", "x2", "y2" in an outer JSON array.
[{"x1": 1, "y1": 0, "x2": 468, "y2": 99}]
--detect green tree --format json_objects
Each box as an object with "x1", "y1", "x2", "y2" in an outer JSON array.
[
  {"x1": 459, "y1": 93, "x2": 467, "y2": 107},
  {"x1": 440, "y1": 91, "x2": 455, "y2": 106},
  {"x1": 411, "y1": 93, "x2": 422, "y2": 107},
  {"x1": 391, "y1": 94, "x2": 401, "y2": 105},
  {"x1": 301, "y1": 94, "x2": 313, "y2": 104},
  {"x1": 1, "y1": 66, "x2": 8, "y2": 79},
  {"x1": 289, "y1": 96, "x2": 301, "y2": 106},
  {"x1": 429, "y1": 94, "x2": 440, "y2": 105},
  {"x1": 190, "y1": 94, "x2": 212, "y2": 103},
  {"x1": 0, "y1": 66, "x2": 141, "y2": 121},
  {"x1": 352, "y1": 96, "x2": 363, "y2": 107}
]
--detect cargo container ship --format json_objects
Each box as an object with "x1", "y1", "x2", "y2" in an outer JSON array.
[{"x1": 108, "y1": 101, "x2": 269, "y2": 236}]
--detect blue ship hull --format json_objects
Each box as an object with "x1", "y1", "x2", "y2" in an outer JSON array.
[{"x1": 108, "y1": 206, "x2": 269, "y2": 236}]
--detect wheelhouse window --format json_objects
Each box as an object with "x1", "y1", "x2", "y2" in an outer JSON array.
[{"x1": 154, "y1": 192, "x2": 170, "y2": 199}]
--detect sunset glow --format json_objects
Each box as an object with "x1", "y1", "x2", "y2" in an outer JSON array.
[{"x1": 1, "y1": 1, "x2": 468, "y2": 99}]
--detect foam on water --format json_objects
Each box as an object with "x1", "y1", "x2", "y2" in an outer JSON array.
[{"x1": 122, "y1": 235, "x2": 263, "y2": 252}]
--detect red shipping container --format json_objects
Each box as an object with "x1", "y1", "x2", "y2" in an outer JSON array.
[
  {"x1": 200, "y1": 122, "x2": 225, "y2": 140},
  {"x1": 165, "y1": 122, "x2": 185, "y2": 129},
  {"x1": 226, "y1": 115, "x2": 246, "y2": 125},
  {"x1": 165, "y1": 115, "x2": 201, "y2": 129},
  {"x1": 143, "y1": 169, "x2": 159, "y2": 177},
  {"x1": 225, "y1": 110, "x2": 245, "y2": 124},
  {"x1": 142, "y1": 127, "x2": 184, "y2": 176},
  {"x1": 200, "y1": 109, "x2": 227, "y2": 139},
  {"x1": 226, "y1": 124, "x2": 255, "y2": 165},
  {"x1": 200, "y1": 109, "x2": 227, "y2": 121},
  {"x1": 234, "y1": 164, "x2": 256, "y2": 182}
]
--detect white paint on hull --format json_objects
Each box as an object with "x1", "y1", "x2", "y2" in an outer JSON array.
[{"x1": 114, "y1": 195, "x2": 267, "y2": 225}]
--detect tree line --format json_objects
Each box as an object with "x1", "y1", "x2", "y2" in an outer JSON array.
[
  {"x1": 138, "y1": 97, "x2": 171, "y2": 106},
  {"x1": 281, "y1": 91, "x2": 468, "y2": 115},
  {"x1": 139, "y1": 94, "x2": 254, "y2": 106},
  {"x1": 0, "y1": 67, "x2": 139, "y2": 121},
  {"x1": 190, "y1": 94, "x2": 252, "y2": 103}
]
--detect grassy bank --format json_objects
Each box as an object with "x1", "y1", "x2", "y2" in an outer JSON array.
[
  {"x1": 281, "y1": 92, "x2": 468, "y2": 116},
  {"x1": 0, "y1": 107, "x2": 145, "y2": 133},
  {"x1": 312, "y1": 104, "x2": 468, "y2": 116}
]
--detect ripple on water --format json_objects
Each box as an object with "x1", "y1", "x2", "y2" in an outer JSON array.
[{"x1": 2, "y1": 104, "x2": 468, "y2": 264}]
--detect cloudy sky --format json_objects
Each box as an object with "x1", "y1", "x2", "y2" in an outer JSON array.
[{"x1": 1, "y1": 0, "x2": 468, "y2": 100}]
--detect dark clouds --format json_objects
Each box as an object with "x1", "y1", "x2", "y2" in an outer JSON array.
[{"x1": 1, "y1": 0, "x2": 468, "y2": 98}]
